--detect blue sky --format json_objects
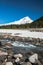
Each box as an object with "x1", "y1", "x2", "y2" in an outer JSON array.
[{"x1": 0, "y1": 0, "x2": 43, "y2": 24}]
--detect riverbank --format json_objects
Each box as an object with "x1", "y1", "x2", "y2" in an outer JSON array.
[
  {"x1": 0, "y1": 29, "x2": 43, "y2": 44},
  {"x1": 0, "y1": 29, "x2": 43, "y2": 65},
  {"x1": 0, "y1": 41, "x2": 43, "y2": 65},
  {"x1": 0, "y1": 29, "x2": 43, "y2": 39}
]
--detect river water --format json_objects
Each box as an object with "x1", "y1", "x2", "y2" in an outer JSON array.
[{"x1": 0, "y1": 39, "x2": 43, "y2": 58}]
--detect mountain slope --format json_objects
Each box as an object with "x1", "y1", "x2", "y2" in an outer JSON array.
[
  {"x1": 8, "y1": 16, "x2": 33, "y2": 25},
  {"x1": 0, "y1": 16, "x2": 43, "y2": 29},
  {"x1": 29, "y1": 16, "x2": 43, "y2": 28},
  {"x1": 0, "y1": 16, "x2": 33, "y2": 26}
]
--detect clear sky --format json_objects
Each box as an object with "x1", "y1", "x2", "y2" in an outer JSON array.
[{"x1": 0, "y1": 0, "x2": 43, "y2": 24}]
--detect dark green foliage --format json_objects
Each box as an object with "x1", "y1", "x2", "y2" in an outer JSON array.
[
  {"x1": 29, "y1": 16, "x2": 43, "y2": 28},
  {"x1": 0, "y1": 24, "x2": 30, "y2": 29}
]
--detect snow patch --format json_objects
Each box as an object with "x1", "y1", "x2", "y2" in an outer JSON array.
[{"x1": 0, "y1": 29, "x2": 43, "y2": 39}]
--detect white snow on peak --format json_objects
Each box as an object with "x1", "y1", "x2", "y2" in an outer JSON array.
[
  {"x1": 8, "y1": 16, "x2": 33, "y2": 25},
  {"x1": 0, "y1": 16, "x2": 33, "y2": 26}
]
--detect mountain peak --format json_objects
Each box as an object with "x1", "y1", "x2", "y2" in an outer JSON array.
[
  {"x1": 23, "y1": 16, "x2": 31, "y2": 20},
  {"x1": 22, "y1": 16, "x2": 33, "y2": 23},
  {"x1": 0, "y1": 16, "x2": 33, "y2": 26},
  {"x1": 13, "y1": 16, "x2": 33, "y2": 25}
]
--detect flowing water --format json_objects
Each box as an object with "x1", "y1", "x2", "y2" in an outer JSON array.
[
  {"x1": 0, "y1": 39, "x2": 43, "y2": 58},
  {"x1": 12, "y1": 41, "x2": 43, "y2": 59}
]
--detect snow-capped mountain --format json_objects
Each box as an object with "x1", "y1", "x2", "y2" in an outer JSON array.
[{"x1": 0, "y1": 16, "x2": 33, "y2": 26}]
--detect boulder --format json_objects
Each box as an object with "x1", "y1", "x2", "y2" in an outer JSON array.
[
  {"x1": 27, "y1": 62, "x2": 32, "y2": 65},
  {"x1": 21, "y1": 62, "x2": 32, "y2": 65},
  {"x1": 14, "y1": 54, "x2": 23, "y2": 58},
  {"x1": 5, "y1": 62, "x2": 13, "y2": 65},
  {"x1": 0, "y1": 50, "x2": 8, "y2": 56},
  {"x1": 29, "y1": 53, "x2": 38, "y2": 63},
  {"x1": 15, "y1": 57, "x2": 20, "y2": 63}
]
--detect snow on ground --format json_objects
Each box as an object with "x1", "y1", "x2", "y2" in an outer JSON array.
[{"x1": 0, "y1": 29, "x2": 43, "y2": 39}]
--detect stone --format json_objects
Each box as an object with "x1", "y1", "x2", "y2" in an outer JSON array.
[
  {"x1": 14, "y1": 54, "x2": 23, "y2": 58},
  {"x1": 29, "y1": 53, "x2": 38, "y2": 63},
  {"x1": 5, "y1": 62, "x2": 13, "y2": 65},
  {"x1": 15, "y1": 57, "x2": 20, "y2": 62},
  {"x1": 0, "y1": 50, "x2": 8, "y2": 56},
  {"x1": 27, "y1": 62, "x2": 32, "y2": 65},
  {"x1": 21, "y1": 62, "x2": 32, "y2": 65}
]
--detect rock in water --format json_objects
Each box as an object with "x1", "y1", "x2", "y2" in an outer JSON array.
[
  {"x1": 14, "y1": 54, "x2": 23, "y2": 58},
  {"x1": 29, "y1": 53, "x2": 38, "y2": 63},
  {"x1": 27, "y1": 62, "x2": 32, "y2": 65},
  {"x1": 6, "y1": 62, "x2": 13, "y2": 65},
  {"x1": 21, "y1": 62, "x2": 32, "y2": 65},
  {"x1": 15, "y1": 57, "x2": 20, "y2": 62},
  {"x1": 0, "y1": 50, "x2": 8, "y2": 56}
]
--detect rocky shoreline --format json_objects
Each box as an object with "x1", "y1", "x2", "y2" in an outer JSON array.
[
  {"x1": 0, "y1": 33, "x2": 43, "y2": 65},
  {"x1": 12, "y1": 36, "x2": 43, "y2": 44},
  {"x1": 0, "y1": 42, "x2": 43, "y2": 65},
  {"x1": 0, "y1": 35, "x2": 43, "y2": 44}
]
